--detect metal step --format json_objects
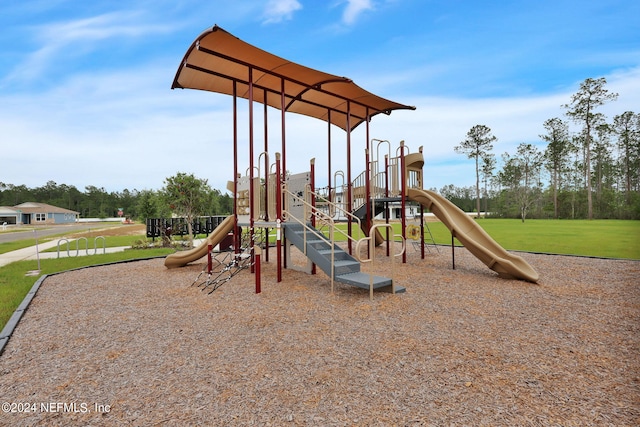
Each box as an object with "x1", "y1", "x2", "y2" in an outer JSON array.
[
  {"x1": 283, "y1": 222, "x2": 396, "y2": 294},
  {"x1": 335, "y1": 272, "x2": 405, "y2": 293}
]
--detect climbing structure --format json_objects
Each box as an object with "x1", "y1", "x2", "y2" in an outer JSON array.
[
  {"x1": 165, "y1": 24, "x2": 538, "y2": 297},
  {"x1": 167, "y1": 25, "x2": 416, "y2": 296}
]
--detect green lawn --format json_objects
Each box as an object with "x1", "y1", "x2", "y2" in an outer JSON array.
[
  {"x1": 40, "y1": 234, "x2": 150, "y2": 252},
  {"x1": 422, "y1": 219, "x2": 640, "y2": 260},
  {"x1": 0, "y1": 238, "x2": 44, "y2": 254}
]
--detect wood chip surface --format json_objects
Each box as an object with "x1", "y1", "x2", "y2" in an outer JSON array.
[{"x1": 1, "y1": 245, "x2": 639, "y2": 426}]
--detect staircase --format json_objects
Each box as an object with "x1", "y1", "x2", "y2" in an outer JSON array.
[{"x1": 283, "y1": 222, "x2": 404, "y2": 294}]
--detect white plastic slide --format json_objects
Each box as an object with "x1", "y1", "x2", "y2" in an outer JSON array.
[
  {"x1": 164, "y1": 215, "x2": 235, "y2": 269},
  {"x1": 407, "y1": 188, "x2": 538, "y2": 282}
]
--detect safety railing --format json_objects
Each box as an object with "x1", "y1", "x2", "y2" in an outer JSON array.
[
  {"x1": 284, "y1": 185, "x2": 406, "y2": 297},
  {"x1": 283, "y1": 185, "x2": 370, "y2": 293},
  {"x1": 310, "y1": 188, "x2": 365, "y2": 241},
  {"x1": 355, "y1": 223, "x2": 405, "y2": 300},
  {"x1": 282, "y1": 186, "x2": 338, "y2": 291}
]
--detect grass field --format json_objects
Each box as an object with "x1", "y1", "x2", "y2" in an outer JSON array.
[{"x1": 421, "y1": 219, "x2": 640, "y2": 260}]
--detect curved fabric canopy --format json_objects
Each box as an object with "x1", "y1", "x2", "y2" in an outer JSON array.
[{"x1": 172, "y1": 25, "x2": 415, "y2": 131}]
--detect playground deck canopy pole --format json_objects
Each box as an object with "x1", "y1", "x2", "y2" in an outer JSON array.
[
  {"x1": 248, "y1": 67, "x2": 255, "y2": 259},
  {"x1": 232, "y1": 81, "x2": 239, "y2": 252},
  {"x1": 327, "y1": 110, "x2": 332, "y2": 204},
  {"x1": 275, "y1": 153, "x2": 282, "y2": 282}
]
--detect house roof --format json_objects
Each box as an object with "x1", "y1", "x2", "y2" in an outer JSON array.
[
  {"x1": 0, "y1": 206, "x2": 20, "y2": 214},
  {"x1": 13, "y1": 202, "x2": 79, "y2": 215},
  {"x1": 172, "y1": 25, "x2": 415, "y2": 132}
]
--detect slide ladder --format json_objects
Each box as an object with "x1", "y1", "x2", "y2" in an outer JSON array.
[{"x1": 408, "y1": 219, "x2": 440, "y2": 254}]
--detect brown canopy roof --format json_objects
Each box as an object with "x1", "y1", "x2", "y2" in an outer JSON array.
[{"x1": 172, "y1": 25, "x2": 415, "y2": 131}]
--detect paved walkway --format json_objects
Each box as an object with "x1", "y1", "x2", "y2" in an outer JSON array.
[{"x1": 0, "y1": 240, "x2": 129, "y2": 268}]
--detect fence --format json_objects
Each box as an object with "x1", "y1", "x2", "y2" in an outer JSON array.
[{"x1": 146, "y1": 216, "x2": 229, "y2": 239}]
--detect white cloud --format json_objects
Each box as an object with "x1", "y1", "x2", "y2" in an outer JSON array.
[
  {"x1": 342, "y1": 0, "x2": 374, "y2": 25},
  {"x1": 3, "y1": 11, "x2": 174, "y2": 84},
  {"x1": 262, "y1": 0, "x2": 303, "y2": 24}
]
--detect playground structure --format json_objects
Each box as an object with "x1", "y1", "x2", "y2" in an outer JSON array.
[{"x1": 164, "y1": 25, "x2": 539, "y2": 295}]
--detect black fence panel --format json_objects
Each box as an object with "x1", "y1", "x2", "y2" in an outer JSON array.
[
  {"x1": 146, "y1": 216, "x2": 229, "y2": 239},
  {"x1": 146, "y1": 218, "x2": 164, "y2": 238},
  {"x1": 192, "y1": 218, "x2": 203, "y2": 235}
]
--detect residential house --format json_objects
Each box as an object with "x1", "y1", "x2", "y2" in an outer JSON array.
[{"x1": 0, "y1": 202, "x2": 79, "y2": 225}]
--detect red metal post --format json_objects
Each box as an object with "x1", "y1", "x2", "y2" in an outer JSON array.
[
  {"x1": 233, "y1": 81, "x2": 240, "y2": 253},
  {"x1": 280, "y1": 78, "x2": 286, "y2": 187},
  {"x1": 346, "y1": 102, "x2": 352, "y2": 254},
  {"x1": 365, "y1": 109, "x2": 371, "y2": 251},
  {"x1": 400, "y1": 141, "x2": 407, "y2": 264},
  {"x1": 280, "y1": 78, "x2": 287, "y2": 271},
  {"x1": 207, "y1": 244, "x2": 213, "y2": 274},
  {"x1": 310, "y1": 158, "x2": 316, "y2": 275},
  {"x1": 327, "y1": 110, "x2": 332, "y2": 204},
  {"x1": 385, "y1": 154, "x2": 390, "y2": 257},
  {"x1": 255, "y1": 249, "x2": 261, "y2": 293},
  {"x1": 248, "y1": 67, "x2": 255, "y2": 273},
  {"x1": 263, "y1": 89, "x2": 269, "y2": 262},
  {"x1": 420, "y1": 204, "x2": 425, "y2": 259},
  {"x1": 276, "y1": 153, "x2": 283, "y2": 282},
  {"x1": 365, "y1": 148, "x2": 371, "y2": 259}
]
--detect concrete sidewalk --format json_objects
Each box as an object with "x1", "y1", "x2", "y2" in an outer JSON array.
[{"x1": 0, "y1": 240, "x2": 129, "y2": 268}]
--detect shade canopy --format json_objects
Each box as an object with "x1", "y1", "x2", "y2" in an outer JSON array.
[{"x1": 172, "y1": 25, "x2": 415, "y2": 131}]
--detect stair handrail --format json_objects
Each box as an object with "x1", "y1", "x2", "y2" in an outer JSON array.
[
  {"x1": 284, "y1": 185, "x2": 374, "y2": 293},
  {"x1": 351, "y1": 169, "x2": 368, "y2": 209},
  {"x1": 282, "y1": 189, "x2": 333, "y2": 252},
  {"x1": 283, "y1": 186, "x2": 361, "y2": 246},
  {"x1": 354, "y1": 223, "x2": 406, "y2": 299},
  {"x1": 282, "y1": 186, "x2": 339, "y2": 292},
  {"x1": 310, "y1": 189, "x2": 363, "y2": 235}
]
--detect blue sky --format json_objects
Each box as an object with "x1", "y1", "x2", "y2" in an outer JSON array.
[{"x1": 1, "y1": 0, "x2": 639, "y2": 194}]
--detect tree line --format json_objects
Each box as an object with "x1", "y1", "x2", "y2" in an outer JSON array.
[
  {"x1": 452, "y1": 77, "x2": 639, "y2": 221},
  {"x1": 0, "y1": 177, "x2": 233, "y2": 221}
]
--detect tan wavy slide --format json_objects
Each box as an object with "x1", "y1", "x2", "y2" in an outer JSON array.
[
  {"x1": 164, "y1": 215, "x2": 236, "y2": 269},
  {"x1": 407, "y1": 188, "x2": 538, "y2": 282}
]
